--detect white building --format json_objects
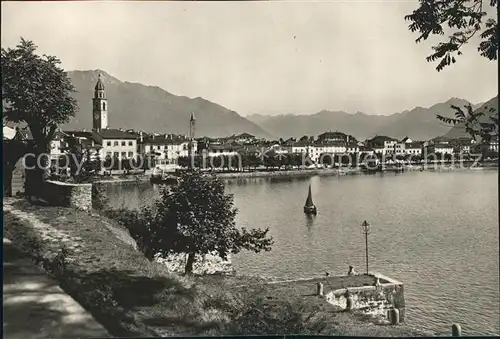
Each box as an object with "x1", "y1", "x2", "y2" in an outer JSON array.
[
  {"x1": 367, "y1": 136, "x2": 398, "y2": 155},
  {"x1": 206, "y1": 143, "x2": 240, "y2": 157},
  {"x1": 425, "y1": 144, "x2": 454, "y2": 155},
  {"x1": 404, "y1": 143, "x2": 423, "y2": 156},
  {"x1": 97, "y1": 129, "x2": 137, "y2": 160},
  {"x1": 346, "y1": 143, "x2": 360, "y2": 153},
  {"x1": 49, "y1": 131, "x2": 71, "y2": 160},
  {"x1": 394, "y1": 137, "x2": 423, "y2": 156},
  {"x1": 139, "y1": 134, "x2": 198, "y2": 166},
  {"x1": 311, "y1": 143, "x2": 347, "y2": 162}
]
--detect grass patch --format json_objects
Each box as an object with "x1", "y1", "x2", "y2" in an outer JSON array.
[{"x1": 3, "y1": 197, "x2": 432, "y2": 337}]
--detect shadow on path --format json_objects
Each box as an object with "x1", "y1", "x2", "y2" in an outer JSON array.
[{"x1": 2, "y1": 238, "x2": 110, "y2": 339}]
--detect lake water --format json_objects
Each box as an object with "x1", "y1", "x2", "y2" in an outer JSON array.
[{"x1": 102, "y1": 170, "x2": 499, "y2": 336}]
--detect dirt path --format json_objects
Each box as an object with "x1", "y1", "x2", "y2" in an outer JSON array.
[
  {"x1": 2, "y1": 238, "x2": 110, "y2": 339},
  {"x1": 3, "y1": 201, "x2": 85, "y2": 254}
]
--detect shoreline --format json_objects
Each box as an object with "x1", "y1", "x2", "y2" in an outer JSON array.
[
  {"x1": 94, "y1": 163, "x2": 498, "y2": 184},
  {"x1": 3, "y1": 197, "x2": 434, "y2": 337}
]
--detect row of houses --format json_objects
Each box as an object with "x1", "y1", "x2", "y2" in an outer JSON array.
[
  {"x1": 3, "y1": 76, "x2": 497, "y2": 169},
  {"x1": 4, "y1": 123, "x2": 498, "y2": 169},
  {"x1": 196, "y1": 132, "x2": 498, "y2": 163}
]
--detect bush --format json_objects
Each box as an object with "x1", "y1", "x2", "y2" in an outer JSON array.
[
  {"x1": 92, "y1": 184, "x2": 110, "y2": 211},
  {"x1": 225, "y1": 296, "x2": 329, "y2": 335}
]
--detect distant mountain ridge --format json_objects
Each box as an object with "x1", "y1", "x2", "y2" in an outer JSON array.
[
  {"x1": 64, "y1": 70, "x2": 272, "y2": 139},
  {"x1": 63, "y1": 69, "x2": 491, "y2": 141},
  {"x1": 443, "y1": 96, "x2": 498, "y2": 139},
  {"x1": 246, "y1": 99, "x2": 486, "y2": 140}
]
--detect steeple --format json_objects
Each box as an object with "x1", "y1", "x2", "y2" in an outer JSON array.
[
  {"x1": 189, "y1": 112, "x2": 196, "y2": 139},
  {"x1": 95, "y1": 73, "x2": 105, "y2": 91},
  {"x1": 188, "y1": 112, "x2": 196, "y2": 169},
  {"x1": 92, "y1": 73, "x2": 108, "y2": 131}
]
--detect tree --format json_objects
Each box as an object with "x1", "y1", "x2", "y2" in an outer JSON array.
[
  {"x1": 319, "y1": 153, "x2": 333, "y2": 167},
  {"x1": 436, "y1": 103, "x2": 498, "y2": 143},
  {"x1": 122, "y1": 157, "x2": 132, "y2": 174},
  {"x1": 2, "y1": 38, "x2": 78, "y2": 193},
  {"x1": 64, "y1": 139, "x2": 101, "y2": 183},
  {"x1": 299, "y1": 135, "x2": 310, "y2": 142},
  {"x1": 177, "y1": 156, "x2": 189, "y2": 168},
  {"x1": 134, "y1": 171, "x2": 273, "y2": 274},
  {"x1": 405, "y1": 1, "x2": 498, "y2": 143},
  {"x1": 245, "y1": 153, "x2": 262, "y2": 170},
  {"x1": 405, "y1": 0, "x2": 498, "y2": 72}
]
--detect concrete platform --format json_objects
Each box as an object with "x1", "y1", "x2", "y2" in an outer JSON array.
[{"x1": 2, "y1": 238, "x2": 110, "y2": 339}]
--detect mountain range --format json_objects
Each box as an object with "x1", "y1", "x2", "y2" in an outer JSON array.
[
  {"x1": 64, "y1": 69, "x2": 495, "y2": 142},
  {"x1": 64, "y1": 70, "x2": 271, "y2": 138},
  {"x1": 443, "y1": 96, "x2": 498, "y2": 139},
  {"x1": 246, "y1": 99, "x2": 488, "y2": 141}
]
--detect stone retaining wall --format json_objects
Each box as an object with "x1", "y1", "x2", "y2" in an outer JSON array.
[
  {"x1": 44, "y1": 180, "x2": 92, "y2": 212},
  {"x1": 325, "y1": 273, "x2": 405, "y2": 322}
]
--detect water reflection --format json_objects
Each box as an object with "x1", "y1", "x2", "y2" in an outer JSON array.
[
  {"x1": 102, "y1": 171, "x2": 499, "y2": 335},
  {"x1": 305, "y1": 214, "x2": 315, "y2": 229}
]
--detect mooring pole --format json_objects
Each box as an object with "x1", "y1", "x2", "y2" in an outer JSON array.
[
  {"x1": 452, "y1": 323, "x2": 461, "y2": 337},
  {"x1": 361, "y1": 220, "x2": 370, "y2": 274}
]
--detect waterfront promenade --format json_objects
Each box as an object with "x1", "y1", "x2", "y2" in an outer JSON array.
[{"x1": 92, "y1": 161, "x2": 497, "y2": 185}]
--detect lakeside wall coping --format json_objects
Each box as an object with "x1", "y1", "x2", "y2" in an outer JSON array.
[
  {"x1": 44, "y1": 180, "x2": 93, "y2": 212},
  {"x1": 45, "y1": 180, "x2": 92, "y2": 187},
  {"x1": 235, "y1": 272, "x2": 399, "y2": 289},
  {"x1": 328, "y1": 272, "x2": 403, "y2": 296},
  {"x1": 371, "y1": 272, "x2": 403, "y2": 285}
]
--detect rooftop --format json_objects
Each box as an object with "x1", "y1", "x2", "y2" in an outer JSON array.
[
  {"x1": 314, "y1": 141, "x2": 347, "y2": 147},
  {"x1": 235, "y1": 132, "x2": 255, "y2": 139},
  {"x1": 432, "y1": 143, "x2": 453, "y2": 148},
  {"x1": 141, "y1": 134, "x2": 190, "y2": 145},
  {"x1": 318, "y1": 131, "x2": 347, "y2": 138},
  {"x1": 368, "y1": 135, "x2": 398, "y2": 143},
  {"x1": 3, "y1": 126, "x2": 16, "y2": 140},
  {"x1": 96, "y1": 129, "x2": 138, "y2": 140},
  {"x1": 405, "y1": 142, "x2": 423, "y2": 149}
]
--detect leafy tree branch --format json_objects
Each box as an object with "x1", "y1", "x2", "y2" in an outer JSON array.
[{"x1": 405, "y1": 0, "x2": 498, "y2": 71}]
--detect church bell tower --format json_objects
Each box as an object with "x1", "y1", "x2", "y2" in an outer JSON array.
[
  {"x1": 189, "y1": 111, "x2": 196, "y2": 140},
  {"x1": 92, "y1": 74, "x2": 108, "y2": 131}
]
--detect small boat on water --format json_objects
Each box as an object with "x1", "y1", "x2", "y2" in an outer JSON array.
[
  {"x1": 150, "y1": 168, "x2": 178, "y2": 184},
  {"x1": 150, "y1": 174, "x2": 178, "y2": 184},
  {"x1": 303, "y1": 184, "x2": 317, "y2": 215}
]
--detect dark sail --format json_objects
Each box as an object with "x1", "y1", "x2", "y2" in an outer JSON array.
[
  {"x1": 304, "y1": 184, "x2": 317, "y2": 215},
  {"x1": 304, "y1": 184, "x2": 314, "y2": 207}
]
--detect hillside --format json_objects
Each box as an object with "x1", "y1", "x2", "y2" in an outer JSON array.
[
  {"x1": 64, "y1": 70, "x2": 271, "y2": 139},
  {"x1": 372, "y1": 98, "x2": 480, "y2": 140},
  {"x1": 443, "y1": 96, "x2": 498, "y2": 139},
  {"x1": 246, "y1": 111, "x2": 392, "y2": 141},
  {"x1": 247, "y1": 99, "x2": 483, "y2": 140}
]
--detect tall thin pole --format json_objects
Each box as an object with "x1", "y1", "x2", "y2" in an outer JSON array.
[
  {"x1": 365, "y1": 229, "x2": 369, "y2": 274},
  {"x1": 361, "y1": 220, "x2": 370, "y2": 274}
]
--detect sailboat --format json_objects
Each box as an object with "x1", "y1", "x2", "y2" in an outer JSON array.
[{"x1": 303, "y1": 184, "x2": 317, "y2": 215}]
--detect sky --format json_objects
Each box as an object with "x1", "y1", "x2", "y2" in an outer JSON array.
[{"x1": 1, "y1": 1, "x2": 497, "y2": 116}]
